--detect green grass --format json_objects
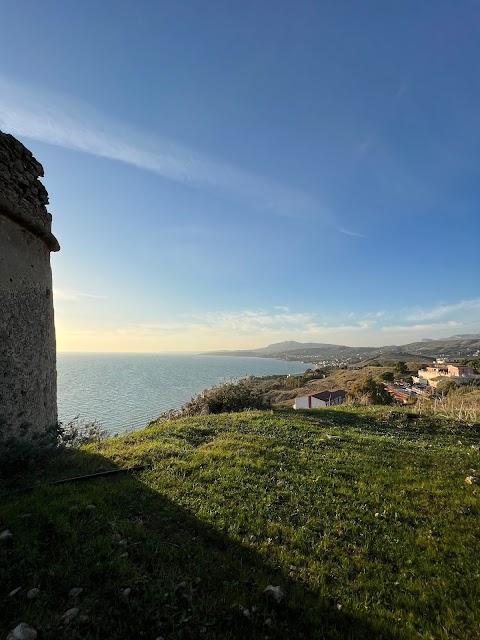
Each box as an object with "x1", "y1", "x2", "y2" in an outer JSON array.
[{"x1": 1, "y1": 407, "x2": 479, "y2": 639}]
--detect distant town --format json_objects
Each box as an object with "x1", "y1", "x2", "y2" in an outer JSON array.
[{"x1": 206, "y1": 335, "x2": 480, "y2": 369}]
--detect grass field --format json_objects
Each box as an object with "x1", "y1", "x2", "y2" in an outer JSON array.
[{"x1": 1, "y1": 407, "x2": 479, "y2": 639}]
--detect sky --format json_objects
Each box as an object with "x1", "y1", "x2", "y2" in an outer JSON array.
[{"x1": 1, "y1": 0, "x2": 479, "y2": 352}]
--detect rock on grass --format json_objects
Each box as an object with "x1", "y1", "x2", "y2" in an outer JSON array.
[
  {"x1": 264, "y1": 585, "x2": 285, "y2": 604},
  {"x1": 6, "y1": 623, "x2": 37, "y2": 640},
  {"x1": 61, "y1": 607, "x2": 79, "y2": 624}
]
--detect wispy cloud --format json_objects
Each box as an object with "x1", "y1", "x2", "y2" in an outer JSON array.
[
  {"x1": 57, "y1": 299, "x2": 480, "y2": 351},
  {"x1": 394, "y1": 81, "x2": 409, "y2": 102},
  {"x1": 123, "y1": 309, "x2": 377, "y2": 340},
  {"x1": 334, "y1": 226, "x2": 367, "y2": 238},
  {"x1": 54, "y1": 288, "x2": 107, "y2": 302},
  {"x1": 380, "y1": 321, "x2": 462, "y2": 334},
  {"x1": 0, "y1": 75, "x2": 365, "y2": 236},
  {"x1": 406, "y1": 299, "x2": 480, "y2": 322},
  {"x1": 356, "y1": 136, "x2": 376, "y2": 154}
]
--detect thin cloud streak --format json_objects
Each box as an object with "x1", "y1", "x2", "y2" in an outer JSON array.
[
  {"x1": 56, "y1": 301, "x2": 480, "y2": 352},
  {"x1": 406, "y1": 299, "x2": 480, "y2": 322},
  {"x1": 136, "y1": 309, "x2": 377, "y2": 338},
  {"x1": 334, "y1": 226, "x2": 367, "y2": 238},
  {"x1": 380, "y1": 321, "x2": 462, "y2": 333},
  {"x1": 394, "y1": 81, "x2": 409, "y2": 102},
  {"x1": 54, "y1": 288, "x2": 107, "y2": 301},
  {"x1": 0, "y1": 75, "x2": 361, "y2": 233}
]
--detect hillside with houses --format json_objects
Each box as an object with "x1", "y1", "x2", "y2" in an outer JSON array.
[
  {"x1": 205, "y1": 336, "x2": 480, "y2": 368},
  {"x1": 210, "y1": 356, "x2": 480, "y2": 414}
]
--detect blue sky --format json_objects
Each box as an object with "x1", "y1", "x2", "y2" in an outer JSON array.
[{"x1": 1, "y1": 1, "x2": 479, "y2": 351}]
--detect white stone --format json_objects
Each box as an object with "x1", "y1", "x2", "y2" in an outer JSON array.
[
  {"x1": 264, "y1": 585, "x2": 285, "y2": 604},
  {"x1": 61, "y1": 607, "x2": 79, "y2": 623},
  {"x1": 6, "y1": 623, "x2": 37, "y2": 640}
]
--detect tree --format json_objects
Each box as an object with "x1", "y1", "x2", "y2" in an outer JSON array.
[
  {"x1": 379, "y1": 371, "x2": 394, "y2": 383},
  {"x1": 466, "y1": 360, "x2": 480, "y2": 374},
  {"x1": 439, "y1": 380, "x2": 461, "y2": 396},
  {"x1": 395, "y1": 361, "x2": 408, "y2": 375},
  {"x1": 348, "y1": 376, "x2": 392, "y2": 405},
  {"x1": 181, "y1": 380, "x2": 271, "y2": 415}
]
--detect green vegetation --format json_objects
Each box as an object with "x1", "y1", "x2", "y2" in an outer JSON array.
[
  {"x1": 461, "y1": 359, "x2": 480, "y2": 374},
  {"x1": 0, "y1": 422, "x2": 62, "y2": 479},
  {"x1": 379, "y1": 371, "x2": 394, "y2": 383},
  {"x1": 156, "y1": 379, "x2": 271, "y2": 422},
  {"x1": 417, "y1": 385, "x2": 480, "y2": 423},
  {"x1": 394, "y1": 361, "x2": 408, "y2": 375},
  {"x1": 347, "y1": 376, "x2": 392, "y2": 405},
  {"x1": 1, "y1": 407, "x2": 479, "y2": 639},
  {"x1": 205, "y1": 337, "x2": 480, "y2": 366},
  {"x1": 0, "y1": 418, "x2": 109, "y2": 479},
  {"x1": 229, "y1": 366, "x2": 402, "y2": 409},
  {"x1": 283, "y1": 371, "x2": 325, "y2": 390}
]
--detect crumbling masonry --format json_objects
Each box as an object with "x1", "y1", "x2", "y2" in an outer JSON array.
[{"x1": 0, "y1": 131, "x2": 59, "y2": 444}]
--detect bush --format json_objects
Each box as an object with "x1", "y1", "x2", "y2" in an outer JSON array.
[
  {"x1": 183, "y1": 380, "x2": 271, "y2": 415},
  {"x1": 153, "y1": 380, "x2": 271, "y2": 424},
  {"x1": 0, "y1": 418, "x2": 109, "y2": 478},
  {"x1": 0, "y1": 421, "x2": 62, "y2": 478},
  {"x1": 395, "y1": 361, "x2": 408, "y2": 375},
  {"x1": 58, "y1": 416, "x2": 110, "y2": 447},
  {"x1": 379, "y1": 371, "x2": 394, "y2": 383},
  {"x1": 348, "y1": 376, "x2": 392, "y2": 406},
  {"x1": 284, "y1": 375, "x2": 307, "y2": 389}
]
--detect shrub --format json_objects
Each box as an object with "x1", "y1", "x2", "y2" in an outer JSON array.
[
  {"x1": 348, "y1": 376, "x2": 392, "y2": 405},
  {"x1": 152, "y1": 380, "x2": 271, "y2": 424},
  {"x1": 379, "y1": 371, "x2": 394, "y2": 383},
  {"x1": 0, "y1": 421, "x2": 62, "y2": 478},
  {"x1": 416, "y1": 386, "x2": 480, "y2": 424},
  {"x1": 0, "y1": 417, "x2": 109, "y2": 478},
  {"x1": 395, "y1": 361, "x2": 408, "y2": 375},
  {"x1": 58, "y1": 416, "x2": 110, "y2": 447},
  {"x1": 183, "y1": 380, "x2": 271, "y2": 415}
]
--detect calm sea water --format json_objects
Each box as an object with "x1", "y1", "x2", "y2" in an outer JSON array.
[{"x1": 57, "y1": 353, "x2": 311, "y2": 435}]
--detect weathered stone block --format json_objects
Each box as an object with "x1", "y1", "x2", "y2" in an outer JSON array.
[{"x1": 0, "y1": 130, "x2": 59, "y2": 445}]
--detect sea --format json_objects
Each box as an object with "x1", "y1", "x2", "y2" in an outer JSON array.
[{"x1": 57, "y1": 353, "x2": 312, "y2": 435}]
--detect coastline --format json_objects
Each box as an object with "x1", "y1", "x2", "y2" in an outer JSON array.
[{"x1": 56, "y1": 353, "x2": 312, "y2": 435}]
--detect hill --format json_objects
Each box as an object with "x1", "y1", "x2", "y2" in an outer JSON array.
[
  {"x1": 254, "y1": 340, "x2": 342, "y2": 353},
  {"x1": 1, "y1": 408, "x2": 479, "y2": 639},
  {"x1": 205, "y1": 337, "x2": 480, "y2": 365}
]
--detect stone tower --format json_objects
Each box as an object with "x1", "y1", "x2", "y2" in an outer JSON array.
[{"x1": 0, "y1": 131, "x2": 60, "y2": 445}]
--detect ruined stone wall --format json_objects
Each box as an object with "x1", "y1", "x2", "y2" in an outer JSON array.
[{"x1": 0, "y1": 131, "x2": 60, "y2": 444}]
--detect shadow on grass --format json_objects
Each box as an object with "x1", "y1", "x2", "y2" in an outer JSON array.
[
  {"x1": 1, "y1": 448, "x2": 402, "y2": 640},
  {"x1": 281, "y1": 406, "x2": 480, "y2": 440}
]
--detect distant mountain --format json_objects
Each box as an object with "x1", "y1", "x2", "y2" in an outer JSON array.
[
  {"x1": 204, "y1": 336, "x2": 480, "y2": 364},
  {"x1": 423, "y1": 334, "x2": 480, "y2": 342},
  {"x1": 254, "y1": 341, "x2": 342, "y2": 353}
]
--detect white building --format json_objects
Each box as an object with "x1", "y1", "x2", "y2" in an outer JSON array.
[{"x1": 294, "y1": 389, "x2": 346, "y2": 409}]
